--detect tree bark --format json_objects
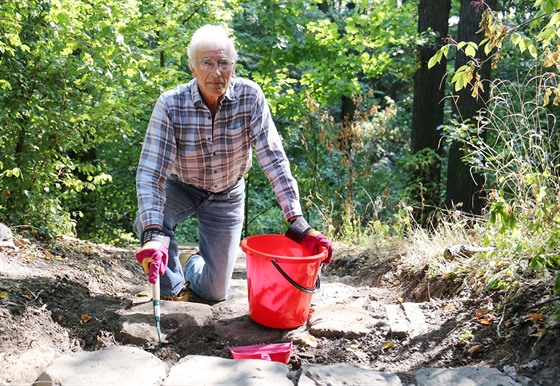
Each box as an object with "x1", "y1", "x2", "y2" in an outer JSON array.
[
  {"x1": 445, "y1": 0, "x2": 497, "y2": 214},
  {"x1": 410, "y1": 0, "x2": 451, "y2": 222},
  {"x1": 411, "y1": 0, "x2": 450, "y2": 153}
]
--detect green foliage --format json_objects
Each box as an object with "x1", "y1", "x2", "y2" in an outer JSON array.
[
  {"x1": 429, "y1": 1, "x2": 560, "y2": 92},
  {"x1": 444, "y1": 70, "x2": 560, "y2": 298},
  {"x1": 231, "y1": 0, "x2": 417, "y2": 240},
  {"x1": 0, "y1": 0, "x2": 233, "y2": 240}
]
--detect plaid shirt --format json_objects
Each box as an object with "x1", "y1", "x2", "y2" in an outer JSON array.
[{"x1": 136, "y1": 77, "x2": 302, "y2": 228}]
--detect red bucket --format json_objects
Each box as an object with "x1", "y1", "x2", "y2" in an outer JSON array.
[{"x1": 240, "y1": 234, "x2": 326, "y2": 329}]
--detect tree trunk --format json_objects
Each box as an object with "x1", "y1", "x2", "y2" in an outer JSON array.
[
  {"x1": 411, "y1": 0, "x2": 450, "y2": 153},
  {"x1": 410, "y1": 0, "x2": 451, "y2": 223},
  {"x1": 445, "y1": 0, "x2": 496, "y2": 214}
]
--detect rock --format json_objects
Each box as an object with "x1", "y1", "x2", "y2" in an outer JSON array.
[
  {"x1": 117, "y1": 301, "x2": 214, "y2": 346},
  {"x1": 416, "y1": 367, "x2": 521, "y2": 386},
  {"x1": 299, "y1": 363, "x2": 402, "y2": 386},
  {"x1": 163, "y1": 355, "x2": 292, "y2": 386},
  {"x1": 0, "y1": 223, "x2": 16, "y2": 249},
  {"x1": 308, "y1": 305, "x2": 376, "y2": 338},
  {"x1": 215, "y1": 314, "x2": 285, "y2": 344},
  {"x1": 34, "y1": 346, "x2": 167, "y2": 385},
  {"x1": 385, "y1": 302, "x2": 428, "y2": 338}
]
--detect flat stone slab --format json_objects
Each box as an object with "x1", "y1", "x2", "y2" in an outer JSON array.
[
  {"x1": 34, "y1": 346, "x2": 166, "y2": 385},
  {"x1": 299, "y1": 363, "x2": 402, "y2": 386},
  {"x1": 117, "y1": 301, "x2": 214, "y2": 346},
  {"x1": 385, "y1": 302, "x2": 427, "y2": 338},
  {"x1": 163, "y1": 355, "x2": 292, "y2": 386},
  {"x1": 311, "y1": 282, "x2": 366, "y2": 306},
  {"x1": 214, "y1": 314, "x2": 285, "y2": 345},
  {"x1": 308, "y1": 305, "x2": 376, "y2": 338},
  {"x1": 416, "y1": 367, "x2": 521, "y2": 386}
]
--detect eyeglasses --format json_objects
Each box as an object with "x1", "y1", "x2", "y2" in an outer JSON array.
[{"x1": 197, "y1": 59, "x2": 234, "y2": 71}]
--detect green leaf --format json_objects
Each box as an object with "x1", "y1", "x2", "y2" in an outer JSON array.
[
  {"x1": 528, "y1": 43, "x2": 538, "y2": 58},
  {"x1": 428, "y1": 51, "x2": 441, "y2": 69},
  {"x1": 554, "y1": 272, "x2": 560, "y2": 295},
  {"x1": 465, "y1": 44, "x2": 477, "y2": 57},
  {"x1": 0, "y1": 79, "x2": 12, "y2": 90}
]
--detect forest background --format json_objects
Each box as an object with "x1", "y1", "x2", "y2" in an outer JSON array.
[{"x1": 1, "y1": 1, "x2": 560, "y2": 312}]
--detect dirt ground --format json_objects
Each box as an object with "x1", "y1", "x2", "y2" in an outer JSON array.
[{"x1": 1, "y1": 234, "x2": 559, "y2": 385}]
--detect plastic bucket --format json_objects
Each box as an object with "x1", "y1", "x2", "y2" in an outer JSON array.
[{"x1": 240, "y1": 234, "x2": 326, "y2": 329}]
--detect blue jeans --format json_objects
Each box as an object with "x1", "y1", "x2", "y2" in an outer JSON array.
[{"x1": 134, "y1": 177, "x2": 245, "y2": 301}]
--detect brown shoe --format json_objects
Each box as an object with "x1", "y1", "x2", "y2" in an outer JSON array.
[
  {"x1": 162, "y1": 284, "x2": 190, "y2": 302},
  {"x1": 179, "y1": 252, "x2": 191, "y2": 269},
  {"x1": 179, "y1": 251, "x2": 197, "y2": 269}
]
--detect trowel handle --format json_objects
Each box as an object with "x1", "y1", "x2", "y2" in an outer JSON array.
[
  {"x1": 152, "y1": 275, "x2": 161, "y2": 301},
  {"x1": 152, "y1": 276, "x2": 161, "y2": 321}
]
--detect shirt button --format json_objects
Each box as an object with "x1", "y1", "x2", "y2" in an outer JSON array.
[
  {"x1": 213, "y1": 170, "x2": 217, "y2": 174},
  {"x1": 208, "y1": 116, "x2": 211, "y2": 120}
]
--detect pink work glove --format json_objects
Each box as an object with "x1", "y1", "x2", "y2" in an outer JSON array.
[
  {"x1": 285, "y1": 217, "x2": 333, "y2": 264},
  {"x1": 136, "y1": 228, "x2": 170, "y2": 284}
]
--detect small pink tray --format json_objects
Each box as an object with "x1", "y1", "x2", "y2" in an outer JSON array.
[{"x1": 229, "y1": 342, "x2": 292, "y2": 364}]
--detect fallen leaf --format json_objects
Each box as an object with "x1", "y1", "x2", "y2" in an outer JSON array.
[
  {"x1": 468, "y1": 344, "x2": 481, "y2": 354},
  {"x1": 57, "y1": 315, "x2": 65, "y2": 322},
  {"x1": 459, "y1": 331, "x2": 474, "y2": 341},
  {"x1": 444, "y1": 303, "x2": 456, "y2": 312},
  {"x1": 383, "y1": 341, "x2": 394, "y2": 350},
  {"x1": 302, "y1": 334, "x2": 317, "y2": 348},
  {"x1": 525, "y1": 313, "x2": 546, "y2": 323},
  {"x1": 475, "y1": 308, "x2": 491, "y2": 318},
  {"x1": 137, "y1": 291, "x2": 149, "y2": 297},
  {"x1": 0, "y1": 291, "x2": 8, "y2": 300},
  {"x1": 528, "y1": 327, "x2": 545, "y2": 338},
  {"x1": 81, "y1": 314, "x2": 92, "y2": 323},
  {"x1": 479, "y1": 315, "x2": 495, "y2": 325},
  {"x1": 44, "y1": 250, "x2": 54, "y2": 259},
  {"x1": 345, "y1": 343, "x2": 360, "y2": 351}
]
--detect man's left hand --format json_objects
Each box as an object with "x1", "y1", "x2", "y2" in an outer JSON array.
[{"x1": 285, "y1": 217, "x2": 333, "y2": 264}]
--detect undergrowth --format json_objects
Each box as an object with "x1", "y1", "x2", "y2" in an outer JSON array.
[{"x1": 415, "y1": 70, "x2": 560, "y2": 320}]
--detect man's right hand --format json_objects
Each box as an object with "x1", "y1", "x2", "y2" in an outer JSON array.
[{"x1": 136, "y1": 228, "x2": 171, "y2": 284}]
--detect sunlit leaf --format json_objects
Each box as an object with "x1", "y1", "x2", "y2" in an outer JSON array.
[
  {"x1": 383, "y1": 341, "x2": 394, "y2": 350},
  {"x1": 444, "y1": 303, "x2": 456, "y2": 312}
]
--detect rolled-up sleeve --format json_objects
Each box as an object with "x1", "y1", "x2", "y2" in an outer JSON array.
[
  {"x1": 136, "y1": 94, "x2": 177, "y2": 228},
  {"x1": 251, "y1": 89, "x2": 302, "y2": 220}
]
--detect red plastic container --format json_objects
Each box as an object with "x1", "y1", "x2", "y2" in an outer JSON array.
[
  {"x1": 229, "y1": 342, "x2": 292, "y2": 363},
  {"x1": 240, "y1": 234, "x2": 326, "y2": 329}
]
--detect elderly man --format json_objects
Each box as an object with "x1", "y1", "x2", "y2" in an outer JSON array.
[{"x1": 134, "y1": 24, "x2": 332, "y2": 302}]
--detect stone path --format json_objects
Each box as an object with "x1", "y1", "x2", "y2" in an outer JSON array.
[{"x1": 28, "y1": 252, "x2": 535, "y2": 386}]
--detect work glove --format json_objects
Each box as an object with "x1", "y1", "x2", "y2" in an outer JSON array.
[
  {"x1": 285, "y1": 217, "x2": 333, "y2": 264},
  {"x1": 136, "y1": 228, "x2": 171, "y2": 284}
]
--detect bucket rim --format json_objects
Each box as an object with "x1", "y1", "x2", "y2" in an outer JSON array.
[{"x1": 241, "y1": 234, "x2": 327, "y2": 263}]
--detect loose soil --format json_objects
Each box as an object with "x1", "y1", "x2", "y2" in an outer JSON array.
[{"x1": 1, "y1": 234, "x2": 559, "y2": 385}]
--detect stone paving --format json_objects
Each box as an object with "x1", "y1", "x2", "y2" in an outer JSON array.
[{"x1": 29, "y1": 252, "x2": 537, "y2": 386}]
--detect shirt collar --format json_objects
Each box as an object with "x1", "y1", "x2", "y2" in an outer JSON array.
[{"x1": 190, "y1": 77, "x2": 239, "y2": 106}]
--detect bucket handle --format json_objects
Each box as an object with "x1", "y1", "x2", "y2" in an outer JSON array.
[{"x1": 271, "y1": 259, "x2": 321, "y2": 294}]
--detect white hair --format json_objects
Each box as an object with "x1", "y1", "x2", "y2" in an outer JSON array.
[{"x1": 188, "y1": 25, "x2": 238, "y2": 68}]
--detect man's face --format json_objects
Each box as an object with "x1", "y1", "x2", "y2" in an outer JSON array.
[{"x1": 191, "y1": 48, "x2": 235, "y2": 103}]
